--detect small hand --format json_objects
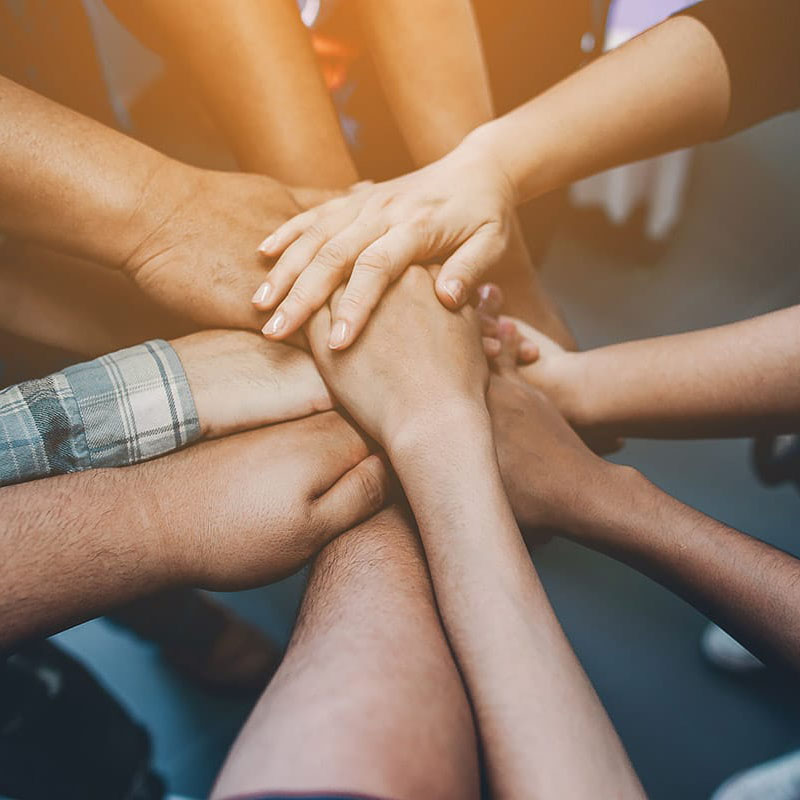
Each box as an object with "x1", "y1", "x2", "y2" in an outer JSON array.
[
  {"x1": 304, "y1": 265, "x2": 489, "y2": 450},
  {"x1": 487, "y1": 321, "x2": 612, "y2": 533},
  {"x1": 171, "y1": 330, "x2": 332, "y2": 439},
  {"x1": 254, "y1": 137, "x2": 516, "y2": 350}
]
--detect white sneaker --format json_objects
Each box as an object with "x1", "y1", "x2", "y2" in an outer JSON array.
[
  {"x1": 711, "y1": 750, "x2": 800, "y2": 800},
  {"x1": 701, "y1": 624, "x2": 764, "y2": 673}
]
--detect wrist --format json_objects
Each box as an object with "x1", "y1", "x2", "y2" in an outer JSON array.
[
  {"x1": 459, "y1": 123, "x2": 520, "y2": 207},
  {"x1": 120, "y1": 157, "x2": 204, "y2": 276},
  {"x1": 562, "y1": 461, "x2": 649, "y2": 542},
  {"x1": 387, "y1": 397, "x2": 492, "y2": 467}
]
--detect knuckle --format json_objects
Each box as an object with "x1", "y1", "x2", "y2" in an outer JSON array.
[
  {"x1": 354, "y1": 248, "x2": 392, "y2": 274},
  {"x1": 314, "y1": 240, "x2": 350, "y2": 270}
]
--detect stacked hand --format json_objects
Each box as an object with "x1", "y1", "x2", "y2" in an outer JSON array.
[
  {"x1": 123, "y1": 164, "x2": 338, "y2": 330},
  {"x1": 254, "y1": 136, "x2": 517, "y2": 351},
  {"x1": 304, "y1": 265, "x2": 490, "y2": 450},
  {"x1": 486, "y1": 320, "x2": 612, "y2": 534}
]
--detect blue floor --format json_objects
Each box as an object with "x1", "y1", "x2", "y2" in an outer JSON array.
[{"x1": 55, "y1": 111, "x2": 800, "y2": 799}]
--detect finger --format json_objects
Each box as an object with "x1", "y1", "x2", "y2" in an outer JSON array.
[
  {"x1": 304, "y1": 300, "x2": 333, "y2": 360},
  {"x1": 255, "y1": 228, "x2": 329, "y2": 315},
  {"x1": 257, "y1": 208, "x2": 317, "y2": 256},
  {"x1": 264, "y1": 220, "x2": 385, "y2": 339},
  {"x1": 257, "y1": 204, "x2": 361, "y2": 314},
  {"x1": 483, "y1": 336, "x2": 502, "y2": 358},
  {"x1": 436, "y1": 224, "x2": 507, "y2": 310},
  {"x1": 328, "y1": 224, "x2": 420, "y2": 350},
  {"x1": 313, "y1": 454, "x2": 390, "y2": 537},
  {"x1": 495, "y1": 318, "x2": 520, "y2": 374},
  {"x1": 477, "y1": 283, "x2": 504, "y2": 316},
  {"x1": 518, "y1": 339, "x2": 540, "y2": 364},
  {"x1": 480, "y1": 314, "x2": 499, "y2": 338}
]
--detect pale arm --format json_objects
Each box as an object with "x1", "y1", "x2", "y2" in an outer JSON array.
[
  {"x1": 389, "y1": 411, "x2": 644, "y2": 799},
  {"x1": 353, "y1": 0, "x2": 493, "y2": 166},
  {"x1": 471, "y1": 1, "x2": 799, "y2": 204},
  {"x1": 520, "y1": 306, "x2": 800, "y2": 438}
]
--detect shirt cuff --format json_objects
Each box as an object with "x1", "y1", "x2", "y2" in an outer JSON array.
[{"x1": 63, "y1": 339, "x2": 201, "y2": 469}]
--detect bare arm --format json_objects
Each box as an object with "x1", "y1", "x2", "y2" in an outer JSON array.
[
  {"x1": 488, "y1": 335, "x2": 800, "y2": 675},
  {"x1": 511, "y1": 306, "x2": 800, "y2": 438},
  {"x1": 472, "y1": 14, "x2": 731, "y2": 204},
  {"x1": 305, "y1": 268, "x2": 643, "y2": 799},
  {"x1": 0, "y1": 412, "x2": 388, "y2": 649},
  {"x1": 354, "y1": 0, "x2": 493, "y2": 166},
  {"x1": 256, "y1": 2, "x2": 799, "y2": 330},
  {"x1": 105, "y1": 0, "x2": 357, "y2": 185}
]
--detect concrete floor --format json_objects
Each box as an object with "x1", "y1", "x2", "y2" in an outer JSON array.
[{"x1": 55, "y1": 110, "x2": 800, "y2": 799}]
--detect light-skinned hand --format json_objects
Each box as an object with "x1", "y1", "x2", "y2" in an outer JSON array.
[
  {"x1": 254, "y1": 135, "x2": 516, "y2": 351},
  {"x1": 304, "y1": 265, "x2": 489, "y2": 451}
]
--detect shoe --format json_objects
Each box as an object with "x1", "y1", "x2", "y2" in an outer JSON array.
[
  {"x1": 711, "y1": 750, "x2": 800, "y2": 800},
  {"x1": 701, "y1": 624, "x2": 764, "y2": 673}
]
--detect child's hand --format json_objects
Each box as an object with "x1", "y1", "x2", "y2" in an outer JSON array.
[{"x1": 253, "y1": 136, "x2": 517, "y2": 350}]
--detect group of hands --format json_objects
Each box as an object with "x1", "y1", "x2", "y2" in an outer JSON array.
[{"x1": 121, "y1": 161, "x2": 605, "y2": 587}]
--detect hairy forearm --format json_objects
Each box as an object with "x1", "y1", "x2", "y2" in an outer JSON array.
[
  {"x1": 0, "y1": 75, "x2": 186, "y2": 268},
  {"x1": 355, "y1": 0, "x2": 493, "y2": 166},
  {"x1": 390, "y1": 411, "x2": 642, "y2": 799},
  {"x1": 467, "y1": 15, "x2": 730, "y2": 204},
  {"x1": 0, "y1": 467, "x2": 175, "y2": 648},
  {"x1": 0, "y1": 413, "x2": 382, "y2": 649},
  {"x1": 106, "y1": 0, "x2": 357, "y2": 185},
  {"x1": 569, "y1": 306, "x2": 800, "y2": 437},
  {"x1": 567, "y1": 464, "x2": 800, "y2": 672}
]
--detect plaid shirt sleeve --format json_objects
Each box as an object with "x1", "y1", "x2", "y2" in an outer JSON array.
[{"x1": 0, "y1": 340, "x2": 201, "y2": 487}]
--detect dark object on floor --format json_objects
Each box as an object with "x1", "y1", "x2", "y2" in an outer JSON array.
[
  {"x1": 752, "y1": 435, "x2": 800, "y2": 492},
  {"x1": 0, "y1": 640, "x2": 164, "y2": 800}
]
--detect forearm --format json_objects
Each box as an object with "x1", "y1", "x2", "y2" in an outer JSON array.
[
  {"x1": 0, "y1": 413, "x2": 385, "y2": 648},
  {"x1": 355, "y1": 0, "x2": 493, "y2": 165},
  {"x1": 568, "y1": 464, "x2": 800, "y2": 672},
  {"x1": 0, "y1": 467, "x2": 178, "y2": 648},
  {"x1": 390, "y1": 410, "x2": 642, "y2": 799},
  {"x1": 466, "y1": 15, "x2": 730, "y2": 204},
  {"x1": 106, "y1": 0, "x2": 357, "y2": 185},
  {"x1": 568, "y1": 306, "x2": 800, "y2": 437},
  {"x1": 0, "y1": 75, "x2": 186, "y2": 267}
]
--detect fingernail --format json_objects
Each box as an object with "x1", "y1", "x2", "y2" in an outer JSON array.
[
  {"x1": 443, "y1": 279, "x2": 465, "y2": 306},
  {"x1": 329, "y1": 320, "x2": 349, "y2": 350},
  {"x1": 251, "y1": 283, "x2": 272, "y2": 305},
  {"x1": 258, "y1": 234, "x2": 276, "y2": 253},
  {"x1": 262, "y1": 310, "x2": 286, "y2": 336},
  {"x1": 478, "y1": 285, "x2": 492, "y2": 303}
]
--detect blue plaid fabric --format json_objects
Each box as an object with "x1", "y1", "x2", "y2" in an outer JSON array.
[{"x1": 0, "y1": 340, "x2": 200, "y2": 487}]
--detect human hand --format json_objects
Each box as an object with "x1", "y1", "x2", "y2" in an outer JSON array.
[
  {"x1": 254, "y1": 136, "x2": 516, "y2": 350},
  {"x1": 158, "y1": 412, "x2": 389, "y2": 591},
  {"x1": 487, "y1": 321, "x2": 614, "y2": 533},
  {"x1": 304, "y1": 266, "x2": 490, "y2": 450},
  {"x1": 171, "y1": 330, "x2": 332, "y2": 439},
  {"x1": 123, "y1": 164, "x2": 312, "y2": 330}
]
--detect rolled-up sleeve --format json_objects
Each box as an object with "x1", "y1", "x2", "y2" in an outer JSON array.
[
  {"x1": 679, "y1": 0, "x2": 800, "y2": 136},
  {"x1": 0, "y1": 340, "x2": 200, "y2": 487}
]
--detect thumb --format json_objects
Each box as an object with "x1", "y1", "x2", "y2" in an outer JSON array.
[
  {"x1": 436, "y1": 226, "x2": 506, "y2": 310},
  {"x1": 304, "y1": 301, "x2": 333, "y2": 361},
  {"x1": 313, "y1": 454, "x2": 390, "y2": 538}
]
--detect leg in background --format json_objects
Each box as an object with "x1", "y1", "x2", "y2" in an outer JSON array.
[{"x1": 211, "y1": 505, "x2": 481, "y2": 800}]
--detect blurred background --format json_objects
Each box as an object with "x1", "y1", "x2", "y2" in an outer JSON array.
[{"x1": 1, "y1": 0, "x2": 798, "y2": 798}]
